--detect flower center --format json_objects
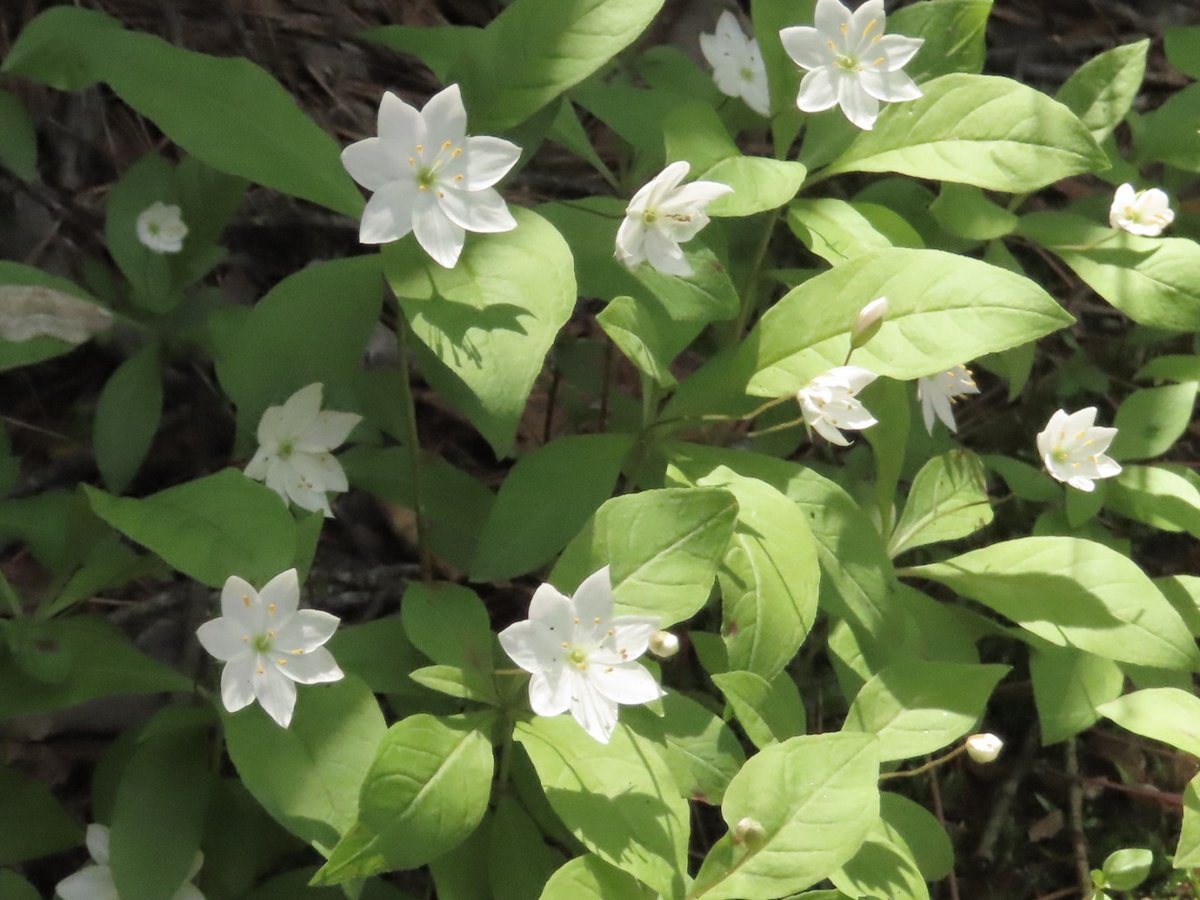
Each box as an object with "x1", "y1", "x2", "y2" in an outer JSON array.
[
  {"x1": 253, "y1": 633, "x2": 274, "y2": 654},
  {"x1": 642, "y1": 210, "x2": 658, "y2": 225},
  {"x1": 567, "y1": 646, "x2": 589, "y2": 669},
  {"x1": 740, "y1": 66, "x2": 754, "y2": 81},
  {"x1": 277, "y1": 440, "x2": 294, "y2": 460},
  {"x1": 1051, "y1": 448, "x2": 1070, "y2": 464},
  {"x1": 835, "y1": 54, "x2": 862, "y2": 72}
]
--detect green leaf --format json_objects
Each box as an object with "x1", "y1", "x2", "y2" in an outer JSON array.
[
  {"x1": 515, "y1": 717, "x2": 689, "y2": 899},
  {"x1": 699, "y1": 469, "x2": 820, "y2": 680},
  {"x1": 384, "y1": 208, "x2": 575, "y2": 457},
  {"x1": 597, "y1": 295, "x2": 679, "y2": 388},
  {"x1": 1056, "y1": 40, "x2": 1149, "y2": 143},
  {"x1": 359, "y1": 25, "x2": 483, "y2": 83},
  {"x1": 104, "y1": 154, "x2": 182, "y2": 312},
  {"x1": 983, "y1": 454, "x2": 1060, "y2": 503},
  {"x1": 551, "y1": 487, "x2": 739, "y2": 628},
  {"x1": 1165, "y1": 26, "x2": 1200, "y2": 79},
  {"x1": 908, "y1": 537, "x2": 1200, "y2": 671},
  {"x1": 110, "y1": 710, "x2": 212, "y2": 900},
  {"x1": 0, "y1": 263, "x2": 108, "y2": 371},
  {"x1": 471, "y1": 435, "x2": 632, "y2": 581},
  {"x1": 0, "y1": 616, "x2": 189, "y2": 722},
  {"x1": 1177, "y1": 773, "x2": 1200, "y2": 867},
  {"x1": 879, "y1": 792, "x2": 954, "y2": 882},
  {"x1": 831, "y1": 837, "x2": 929, "y2": 900},
  {"x1": 429, "y1": 813, "x2": 491, "y2": 900},
  {"x1": 929, "y1": 184, "x2": 1018, "y2": 241},
  {"x1": 0, "y1": 89, "x2": 38, "y2": 181},
  {"x1": 713, "y1": 670, "x2": 806, "y2": 750},
  {"x1": 844, "y1": 660, "x2": 1008, "y2": 761},
  {"x1": 401, "y1": 582, "x2": 497, "y2": 703},
  {"x1": 462, "y1": 0, "x2": 665, "y2": 132},
  {"x1": 224, "y1": 676, "x2": 386, "y2": 851},
  {"x1": 788, "y1": 199, "x2": 922, "y2": 265},
  {"x1": 94, "y1": 344, "x2": 163, "y2": 493},
  {"x1": 1143, "y1": 83, "x2": 1200, "y2": 172},
  {"x1": 1137, "y1": 354, "x2": 1200, "y2": 384},
  {"x1": 317, "y1": 714, "x2": 494, "y2": 883},
  {"x1": 751, "y1": 0, "x2": 814, "y2": 151},
  {"x1": 213, "y1": 256, "x2": 381, "y2": 439},
  {"x1": 1030, "y1": 645, "x2": 1124, "y2": 745},
  {"x1": 1109, "y1": 382, "x2": 1199, "y2": 461},
  {"x1": 540, "y1": 855, "x2": 656, "y2": 900},
  {"x1": 1099, "y1": 688, "x2": 1200, "y2": 757},
  {"x1": 888, "y1": 0, "x2": 992, "y2": 82},
  {"x1": 84, "y1": 469, "x2": 300, "y2": 588},
  {"x1": 0, "y1": 871, "x2": 39, "y2": 900},
  {"x1": 1100, "y1": 848, "x2": 1152, "y2": 891},
  {"x1": 889, "y1": 450, "x2": 993, "y2": 557},
  {"x1": 825, "y1": 74, "x2": 1106, "y2": 192},
  {"x1": 488, "y1": 795, "x2": 564, "y2": 900},
  {"x1": 1018, "y1": 211, "x2": 1200, "y2": 332},
  {"x1": 1106, "y1": 465, "x2": 1200, "y2": 538},
  {"x1": 2, "y1": 7, "x2": 361, "y2": 216},
  {"x1": 0, "y1": 766, "x2": 80, "y2": 865},
  {"x1": 691, "y1": 732, "x2": 880, "y2": 899},
  {"x1": 702, "y1": 157, "x2": 807, "y2": 218}
]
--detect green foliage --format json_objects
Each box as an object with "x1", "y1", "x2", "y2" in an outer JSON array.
[
  {"x1": 0, "y1": 89, "x2": 37, "y2": 181},
  {"x1": 94, "y1": 344, "x2": 163, "y2": 493},
  {"x1": 0, "y1": 765, "x2": 80, "y2": 864}
]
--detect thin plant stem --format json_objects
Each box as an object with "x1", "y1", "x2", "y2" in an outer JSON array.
[
  {"x1": 879, "y1": 745, "x2": 966, "y2": 781},
  {"x1": 394, "y1": 309, "x2": 434, "y2": 585},
  {"x1": 728, "y1": 207, "x2": 782, "y2": 344}
]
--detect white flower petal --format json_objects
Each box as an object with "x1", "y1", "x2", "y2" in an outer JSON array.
[
  {"x1": 244, "y1": 447, "x2": 272, "y2": 481},
  {"x1": 837, "y1": 77, "x2": 880, "y2": 130},
  {"x1": 571, "y1": 566, "x2": 615, "y2": 628},
  {"x1": 814, "y1": 0, "x2": 853, "y2": 47},
  {"x1": 606, "y1": 616, "x2": 660, "y2": 660},
  {"x1": 859, "y1": 67, "x2": 922, "y2": 103},
  {"x1": 258, "y1": 568, "x2": 299, "y2": 624},
  {"x1": 644, "y1": 227, "x2": 693, "y2": 277},
  {"x1": 282, "y1": 475, "x2": 333, "y2": 517},
  {"x1": 614, "y1": 216, "x2": 647, "y2": 268},
  {"x1": 464, "y1": 136, "x2": 521, "y2": 190},
  {"x1": 276, "y1": 383, "x2": 323, "y2": 436},
  {"x1": 297, "y1": 410, "x2": 361, "y2": 452},
  {"x1": 811, "y1": 416, "x2": 851, "y2": 446},
  {"x1": 220, "y1": 654, "x2": 257, "y2": 713},
  {"x1": 86, "y1": 824, "x2": 110, "y2": 866},
  {"x1": 529, "y1": 668, "x2": 572, "y2": 716},
  {"x1": 56, "y1": 865, "x2": 119, "y2": 900},
  {"x1": 359, "y1": 179, "x2": 419, "y2": 244},
  {"x1": 274, "y1": 608, "x2": 341, "y2": 654},
  {"x1": 412, "y1": 192, "x2": 467, "y2": 268},
  {"x1": 421, "y1": 84, "x2": 468, "y2": 147},
  {"x1": 289, "y1": 451, "x2": 349, "y2": 495},
  {"x1": 254, "y1": 663, "x2": 298, "y2": 728},
  {"x1": 278, "y1": 646, "x2": 343, "y2": 685},
  {"x1": 795, "y1": 67, "x2": 839, "y2": 113},
  {"x1": 378, "y1": 91, "x2": 426, "y2": 150},
  {"x1": 528, "y1": 583, "x2": 575, "y2": 631},
  {"x1": 589, "y1": 662, "x2": 662, "y2": 705},
  {"x1": 850, "y1": 0, "x2": 886, "y2": 41},
  {"x1": 438, "y1": 186, "x2": 518, "y2": 234},
  {"x1": 499, "y1": 620, "x2": 557, "y2": 674},
  {"x1": 780, "y1": 26, "x2": 831, "y2": 70},
  {"x1": 341, "y1": 137, "x2": 401, "y2": 192},
  {"x1": 568, "y1": 678, "x2": 619, "y2": 744},
  {"x1": 196, "y1": 618, "x2": 247, "y2": 662},
  {"x1": 873, "y1": 34, "x2": 925, "y2": 72},
  {"x1": 220, "y1": 575, "x2": 261, "y2": 626}
]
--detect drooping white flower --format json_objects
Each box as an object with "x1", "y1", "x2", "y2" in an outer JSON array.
[
  {"x1": 244, "y1": 383, "x2": 360, "y2": 518},
  {"x1": 965, "y1": 732, "x2": 1003, "y2": 764},
  {"x1": 196, "y1": 569, "x2": 343, "y2": 729},
  {"x1": 56, "y1": 824, "x2": 204, "y2": 900},
  {"x1": 699, "y1": 11, "x2": 771, "y2": 116},
  {"x1": 780, "y1": 0, "x2": 924, "y2": 130},
  {"x1": 648, "y1": 630, "x2": 680, "y2": 659},
  {"x1": 796, "y1": 365, "x2": 878, "y2": 446},
  {"x1": 1036, "y1": 407, "x2": 1122, "y2": 493},
  {"x1": 498, "y1": 566, "x2": 663, "y2": 744},
  {"x1": 850, "y1": 296, "x2": 888, "y2": 349},
  {"x1": 918, "y1": 364, "x2": 980, "y2": 434},
  {"x1": 341, "y1": 84, "x2": 521, "y2": 268},
  {"x1": 1109, "y1": 183, "x2": 1174, "y2": 236},
  {"x1": 136, "y1": 201, "x2": 188, "y2": 254},
  {"x1": 615, "y1": 161, "x2": 733, "y2": 277}
]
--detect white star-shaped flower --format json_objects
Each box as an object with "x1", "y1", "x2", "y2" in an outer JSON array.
[
  {"x1": 498, "y1": 566, "x2": 663, "y2": 744},
  {"x1": 615, "y1": 161, "x2": 733, "y2": 277},
  {"x1": 1109, "y1": 183, "x2": 1174, "y2": 236},
  {"x1": 796, "y1": 365, "x2": 878, "y2": 446},
  {"x1": 1036, "y1": 407, "x2": 1122, "y2": 492},
  {"x1": 918, "y1": 364, "x2": 980, "y2": 434},
  {"x1": 780, "y1": 0, "x2": 924, "y2": 130},
  {"x1": 196, "y1": 569, "x2": 343, "y2": 729},
  {"x1": 136, "y1": 201, "x2": 188, "y2": 254},
  {"x1": 56, "y1": 824, "x2": 204, "y2": 900},
  {"x1": 341, "y1": 84, "x2": 521, "y2": 268},
  {"x1": 699, "y1": 11, "x2": 771, "y2": 116},
  {"x1": 244, "y1": 383, "x2": 361, "y2": 518}
]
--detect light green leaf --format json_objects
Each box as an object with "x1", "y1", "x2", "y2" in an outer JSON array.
[
  {"x1": 1176, "y1": 774, "x2": 1200, "y2": 867},
  {"x1": 844, "y1": 660, "x2": 1008, "y2": 761},
  {"x1": 597, "y1": 295, "x2": 679, "y2": 388},
  {"x1": 831, "y1": 837, "x2": 929, "y2": 900},
  {"x1": 359, "y1": 24, "x2": 483, "y2": 83},
  {"x1": 224, "y1": 676, "x2": 385, "y2": 850},
  {"x1": 1137, "y1": 354, "x2": 1200, "y2": 384},
  {"x1": 983, "y1": 454, "x2": 1060, "y2": 502},
  {"x1": 907, "y1": 537, "x2": 1200, "y2": 671},
  {"x1": 428, "y1": 810, "x2": 491, "y2": 900},
  {"x1": 1099, "y1": 688, "x2": 1200, "y2": 757},
  {"x1": 94, "y1": 345, "x2": 162, "y2": 494},
  {"x1": 1144, "y1": 82, "x2": 1200, "y2": 172},
  {"x1": 879, "y1": 792, "x2": 954, "y2": 882},
  {"x1": 929, "y1": 184, "x2": 1018, "y2": 241},
  {"x1": 1166, "y1": 27, "x2": 1200, "y2": 79},
  {"x1": 825, "y1": 74, "x2": 1106, "y2": 192},
  {"x1": 488, "y1": 795, "x2": 564, "y2": 900},
  {"x1": 703, "y1": 157, "x2": 807, "y2": 218},
  {"x1": 713, "y1": 670, "x2": 806, "y2": 750},
  {"x1": 471, "y1": 434, "x2": 632, "y2": 581},
  {"x1": 384, "y1": 209, "x2": 575, "y2": 457},
  {"x1": 888, "y1": 0, "x2": 992, "y2": 82},
  {"x1": 1105, "y1": 465, "x2": 1200, "y2": 538},
  {"x1": 699, "y1": 468, "x2": 820, "y2": 680},
  {"x1": 1056, "y1": 40, "x2": 1149, "y2": 143},
  {"x1": 84, "y1": 469, "x2": 299, "y2": 588},
  {"x1": 2, "y1": 7, "x2": 362, "y2": 216},
  {"x1": 0, "y1": 89, "x2": 38, "y2": 181},
  {"x1": 691, "y1": 732, "x2": 880, "y2": 899},
  {"x1": 316, "y1": 713, "x2": 493, "y2": 883},
  {"x1": 1110, "y1": 382, "x2": 1199, "y2": 461},
  {"x1": 1030, "y1": 645, "x2": 1124, "y2": 745},
  {"x1": 1018, "y1": 211, "x2": 1200, "y2": 331},
  {"x1": 539, "y1": 855, "x2": 656, "y2": 900},
  {"x1": 890, "y1": 450, "x2": 993, "y2": 558},
  {"x1": 0, "y1": 766, "x2": 80, "y2": 865},
  {"x1": 1101, "y1": 847, "x2": 1152, "y2": 891},
  {"x1": 401, "y1": 582, "x2": 497, "y2": 703},
  {"x1": 551, "y1": 487, "x2": 739, "y2": 628},
  {"x1": 515, "y1": 717, "x2": 689, "y2": 900},
  {"x1": 750, "y1": 0, "x2": 814, "y2": 151},
  {"x1": 788, "y1": 199, "x2": 921, "y2": 265}
]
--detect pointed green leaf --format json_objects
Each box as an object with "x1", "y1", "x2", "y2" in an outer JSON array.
[
  {"x1": 890, "y1": 450, "x2": 993, "y2": 558},
  {"x1": 1099, "y1": 688, "x2": 1200, "y2": 757}
]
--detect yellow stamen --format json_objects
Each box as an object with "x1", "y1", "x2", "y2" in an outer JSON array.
[
  {"x1": 267, "y1": 603, "x2": 276, "y2": 615},
  {"x1": 242, "y1": 594, "x2": 251, "y2": 607},
  {"x1": 415, "y1": 143, "x2": 424, "y2": 153},
  {"x1": 863, "y1": 18, "x2": 879, "y2": 35},
  {"x1": 442, "y1": 139, "x2": 452, "y2": 150},
  {"x1": 277, "y1": 659, "x2": 287, "y2": 666},
  {"x1": 452, "y1": 147, "x2": 462, "y2": 157}
]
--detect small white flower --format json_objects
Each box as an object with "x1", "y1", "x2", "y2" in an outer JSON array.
[
  {"x1": 796, "y1": 365, "x2": 878, "y2": 446},
  {"x1": 1109, "y1": 183, "x2": 1174, "y2": 236},
  {"x1": 699, "y1": 11, "x2": 771, "y2": 116},
  {"x1": 1036, "y1": 407, "x2": 1122, "y2": 493},
  {"x1": 648, "y1": 630, "x2": 680, "y2": 659},
  {"x1": 965, "y1": 732, "x2": 1003, "y2": 764},
  {"x1": 244, "y1": 383, "x2": 360, "y2": 518},
  {"x1": 780, "y1": 0, "x2": 924, "y2": 130},
  {"x1": 615, "y1": 161, "x2": 733, "y2": 277},
  {"x1": 341, "y1": 84, "x2": 521, "y2": 268},
  {"x1": 56, "y1": 824, "x2": 204, "y2": 900},
  {"x1": 498, "y1": 566, "x2": 663, "y2": 744},
  {"x1": 850, "y1": 296, "x2": 888, "y2": 349},
  {"x1": 918, "y1": 364, "x2": 980, "y2": 434},
  {"x1": 136, "y1": 202, "x2": 188, "y2": 254},
  {"x1": 196, "y1": 569, "x2": 343, "y2": 729}
]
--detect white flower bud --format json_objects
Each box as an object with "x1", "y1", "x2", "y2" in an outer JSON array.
[
  {"x1": 649, "y1": 630, "x2": 680, "y2": 659},
  {"x1": 965, "y1": 732, "x2": 1003, "y2": 764},
  {"x1": 850, "y1": 296, "x2": 888, "y2": 349},
  {"x1": 732, "y1": 816, "x2": 767, "y2": 851}
]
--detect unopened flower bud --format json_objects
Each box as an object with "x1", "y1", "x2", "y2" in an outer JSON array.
[
  {"x1": 732, "y1": 816, "x2": 767, "y2": 851},
  {"x1": 649, "y1": 630, "x2": 680, "y2": 659},
  {"x1": 965, "y1": 732, "x2": 1003, "y2": 764},
  {"x1": 849, "y1": 296, "x2": 888, "y2": 349}
]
